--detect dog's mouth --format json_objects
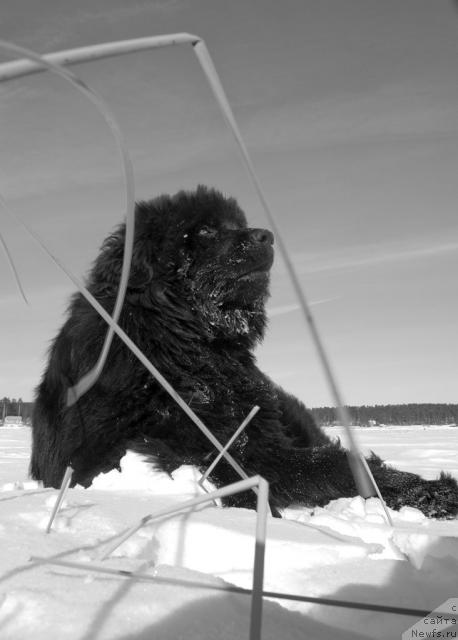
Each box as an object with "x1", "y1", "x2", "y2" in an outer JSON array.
[
  {"x1": 237, "y1": 255, "x2": 273, "y2": 280},
  {"x1": 238, "y1": 267, "x2": 270, "y2": 281}
]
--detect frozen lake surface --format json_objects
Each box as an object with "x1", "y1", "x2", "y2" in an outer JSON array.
[
  {"x1": 4, "y1": 424, "x2": 457, "y2": 485},
  {"x1": 326, "y1": 424, "x2": 458, "y2": 480}
]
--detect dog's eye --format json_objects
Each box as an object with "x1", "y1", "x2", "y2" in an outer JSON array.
[{"x1": 198, "y1": 226, "x2": 218, "y2": 238}]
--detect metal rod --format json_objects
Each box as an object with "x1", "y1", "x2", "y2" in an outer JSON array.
[
  {"x1": 0, "y1": 39, "x2": 136, "y2": 409},
  {"x1": 29, "y1": 555, "x2": 446, "y2": 619},
  {"x1": 359, "y1": 454, "x2": 393, "y2": 526},
  {"x1": 0, "y1": 34, "x2": 200, "y2": 81},
  {"x1": 0, "y1": 226, "x2": 28, "y2": 304},
  {"x1": 250, "y1": 477, "x2": 268, "y2": 640},
  {"x1": 45, "y1": 465, "x2": 73, "y2": 533},
  {"x1": 101, "y1": 475, "x2": 263, "y2": 560},
  {"x1": 199, "y1": 405, "x2": 259, "y2": 486}
]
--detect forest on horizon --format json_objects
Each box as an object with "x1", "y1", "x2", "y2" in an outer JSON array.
[
  {"x1": 1, "y1": 398, "x2": 457, "y2": 427},
  {"x1": 311, "y1": 403, "x2": 458, "y2": 426}
]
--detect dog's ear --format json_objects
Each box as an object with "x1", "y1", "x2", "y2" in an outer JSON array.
[
  {"x1": 88, "y1": 225, "x2": 156, "y2": 297},
  {"x1": 87, "y1": 228, "x2": 123, "y2": 295},
  {"x1": 127, "y1": 262, "x2": 154, "y2": 291},
  {"x1": 127, "y1": 238, "x2": 156, "y2": 291}
]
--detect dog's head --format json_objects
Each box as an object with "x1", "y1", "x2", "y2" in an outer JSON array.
[{"x1": 89, "y1": 186, "x2": 274, "y2": 345}]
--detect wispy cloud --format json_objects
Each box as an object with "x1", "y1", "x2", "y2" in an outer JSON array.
[
  {"x1": 293, "y1": 240, "x2": 458, "y2": 275},
  {"x1": 268, "y1": 303, "x2": 300, "y2": 317},
  {"x1": 267, "y1": 296, "x2": 340, "y2": 317},
  {"x1": 0, "y1": 86, "x2": 30, "y2": 103},
  {"x1": 242, "y1": 77, "x2": 458, "y2": 154}
]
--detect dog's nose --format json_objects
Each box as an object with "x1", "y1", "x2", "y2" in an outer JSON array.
[{"x1": 250, "y1": 228, "x2": 274, "y2": 245}]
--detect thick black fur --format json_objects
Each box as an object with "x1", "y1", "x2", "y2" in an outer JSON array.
[{"x1": 31, "y1": 186, "x2": 458, "y2": 518}]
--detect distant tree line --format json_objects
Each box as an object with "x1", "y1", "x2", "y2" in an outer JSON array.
[
  {"x1": 1, "y1": 398, "x2": 457, "y2": 428},
  {"x1": 311, "y1": 404, "x2": 458, "y2": 426},
  {"x1": 1, "y1": 397, "x2": 33, "y2": 424}
]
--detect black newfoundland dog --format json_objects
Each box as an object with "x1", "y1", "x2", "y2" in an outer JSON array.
[{"x1": 31, "y1": 186, "x2": 458, "y2": 518}]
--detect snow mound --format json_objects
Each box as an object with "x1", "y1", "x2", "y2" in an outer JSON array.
[
  {"x1": 1, "y1": 480, "x2": 40, "y2": 492},
  {"x1": 90, "y1": 450, "x2": 216, "y2": 495},
  {"x1": 284, "y1": 495, "x2": 458, "y2": 568}
]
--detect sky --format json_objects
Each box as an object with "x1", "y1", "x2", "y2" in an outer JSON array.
[{"x1": 0, "y1": 0, "x2": 457, "y2": 407}]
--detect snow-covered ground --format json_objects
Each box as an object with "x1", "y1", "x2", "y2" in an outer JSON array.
[{"x1": 1, "y1": 425, "x2": 457, "y2": 640}]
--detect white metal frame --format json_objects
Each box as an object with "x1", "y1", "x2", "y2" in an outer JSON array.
[{"x1": 198, "y1": 406, "x2": 260, "y2": 489}]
